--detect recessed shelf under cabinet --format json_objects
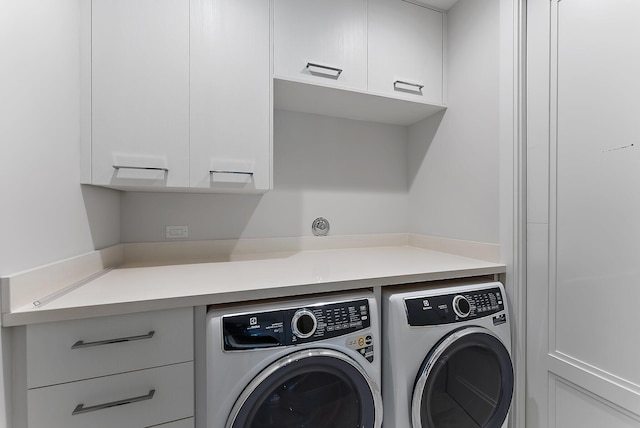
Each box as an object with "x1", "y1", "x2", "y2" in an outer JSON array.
[{"x1": 274, "y1": 76, "x2": 447, "y2": 126}]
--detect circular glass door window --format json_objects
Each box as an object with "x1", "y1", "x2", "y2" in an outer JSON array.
[
  {"x1": 227, "y1": 349, "x2": 381, "y2": 428},
  {"x1": 413, "y1": 327, "x2": 513, "y2": 428}
]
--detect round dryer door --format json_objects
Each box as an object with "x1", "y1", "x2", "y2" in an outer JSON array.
[
  {"x1": 226, "y1": 348, "x2": 382, "y2": 428},
  {"x1": 412, "y1": 326, "x2": 513, "y2": 428}
]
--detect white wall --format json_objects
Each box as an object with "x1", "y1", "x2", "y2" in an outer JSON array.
[
  {"x1": 0, "y1": 1, "x2": 121, "y2": 276},
  {"x1": 0, "y1": 0, "x2": 121, "y2": 425},
  {"x1": 408, "y1": 0, "x2": 500, "y2": 244},
  {"x1": 121, "y1": 110, "x2": 409, "y2": 242}
]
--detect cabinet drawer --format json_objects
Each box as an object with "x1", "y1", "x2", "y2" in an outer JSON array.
[
  {"x1": 28, "y1": 362, "x2": 193, "y2": 428},
  {"x1": 149, "y1": 417, "x2": 194, "y2": 428},
  {"x1": 26, "y1": 308, "x2": 193, "y2": 388}
]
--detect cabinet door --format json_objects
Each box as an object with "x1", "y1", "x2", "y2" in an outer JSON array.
[
  {"x1": 92, "y1": 0, "x2": 190, "y2": 188},
  {"x1": 190, "y1": 0, "x2": 271, "y2": 191},
  {"x1": 368, "y1": 0, "x2": 443, "y2": 104},
  {"x1": 274, "y1": 0, "x2": 367, "y2": 91}
]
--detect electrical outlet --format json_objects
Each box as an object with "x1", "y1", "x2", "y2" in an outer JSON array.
[{"x1": 166, "y1": 225, "x2": 188, "y2": 239}]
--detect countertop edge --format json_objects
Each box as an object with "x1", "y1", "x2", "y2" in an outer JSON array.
[
  {"x1": 2, "y1": 234, "x2": 505, "y2": 327},
  {"x1": 2, "y1": 265, "x2": 505, "y2": 327}
]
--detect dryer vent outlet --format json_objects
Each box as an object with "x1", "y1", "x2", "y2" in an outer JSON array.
[{"x1": 312, "y1": 217, "x2": 330, "y2": 236}]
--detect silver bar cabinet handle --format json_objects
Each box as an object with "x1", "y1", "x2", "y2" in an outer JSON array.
[
  {"x1": 113, "y1": 165, "x2": 169, "y2": 172},
  {"x1": 394, "y1": 80, "x2": 424, "y2": 90},
  {"x1": 71, "y1": 331, "x2": 155, "y2": 349},
  {"x1": 72, "y1": 389, "x2": 155, "y2": 415},
  {"x1": 306, "y1": 62, "x2": 343, "y2": 76},
  {"x1": 209, "y1": 170, "x2": 254, "y2": 176}
]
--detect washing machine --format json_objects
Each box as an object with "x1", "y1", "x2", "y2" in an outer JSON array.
[
  {"x1": 205, "y1": 290, "x2": 383, "y2": 428},
  {"x1": 382, "y1": 280, "x2": 513, "y2": 428}
]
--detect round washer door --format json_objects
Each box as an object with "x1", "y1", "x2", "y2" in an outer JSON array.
[
  {"x1": 226, "y1": 348, "x2": 382, "y2": 428},
  {"x1": 412, "y1": 326, "x2": 513, "y2": 428}
]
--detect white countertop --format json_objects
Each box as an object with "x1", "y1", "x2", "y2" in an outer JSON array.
[{"x1": 2, "y1": 243, "x2": 505, "y2": 326}]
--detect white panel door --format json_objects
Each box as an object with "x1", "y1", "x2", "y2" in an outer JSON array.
[
  {"x1": 554, "y1": 379, "x2": 640, "y2": 428},
  {"x1": 555, "y1": 0, "x2": 640, "y2": 390},
  {"x1": 368, "y1": 0, "x2": 443, "y2": 104},
  {"x1": 527, "y1": 0, "x2": 640, "y2": 426},
  {"x1": 274, "y1": 0, "x2": 367, "y2": 91},
  {"x1": 190, "y1": 0, "x2": 271, "y2": 191},
  {"x1": 92, "y1": 0, "x2": 190, "y2": 188}
]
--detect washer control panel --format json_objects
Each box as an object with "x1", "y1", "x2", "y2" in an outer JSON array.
[
  {"x1": 405, "y1": 287, "x2": 505, "y2": 326},
  {"x1": 223, "y1": 299, "x2": 371, "y2": 351}
]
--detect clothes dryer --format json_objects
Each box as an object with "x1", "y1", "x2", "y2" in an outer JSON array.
[
  {"x1": 382, "y1": 281, "x2": 513, "y2": 428},
  {"x1": 206, "y1": 291, "x2": 382, "y2": 428}
]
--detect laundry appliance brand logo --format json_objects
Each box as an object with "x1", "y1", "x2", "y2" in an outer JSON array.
[{"x1": 250, "y1": 317, "x2": 258, "y2": 326}]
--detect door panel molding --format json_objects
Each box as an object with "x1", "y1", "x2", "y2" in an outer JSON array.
[
  {"x1": 551, "y1": 374, "x2": 640, "y2": 426},
  {"x1": 545, "y1": 0, "x2": 640, "y2": 424}
]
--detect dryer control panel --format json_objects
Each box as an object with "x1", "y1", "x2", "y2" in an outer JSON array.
[
  {"x1": 223, "y1": 299, "x2": 371, "y2": 351},
  {"x1": 405, "y1": 287, "x2": 505, "y2": 326}
]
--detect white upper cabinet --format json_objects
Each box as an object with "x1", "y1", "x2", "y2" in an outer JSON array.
[
  {"x1": 91, "y1": 0, "x2": 190, "y2": 189},
  {"x1": 368, "y1": 0, "x2": 444, "y2": 104},
  {"x1": 274, "y1": 0, "x2": 368, "y2": 91},
  {"x1": 190, "y1": 0, "x2": 271, "y2": 191},
  {"x1": 88, "y1": 0, "x2": 271, "y2": 193},
  {"x1": 273, "y1": 0, "x2": 446, "y2": 126}
]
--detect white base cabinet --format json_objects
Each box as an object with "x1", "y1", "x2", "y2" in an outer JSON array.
[{"x1": 13, "y1": 308, "x2": 195, "y2": 428}]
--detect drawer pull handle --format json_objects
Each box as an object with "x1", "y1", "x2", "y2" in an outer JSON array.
[
  {"x1": 113, "y1": 165, "x2": 169, "y2": 172},
  {"x1": 71, "y1": 331, "x2": 155, "y2": 349},
  {"x1": 306, "y1": 62, "x2": 343, "y2": 77},
  {"x1": 209, "y1": 170, "x2": 254, "y2": 176},
  {"x1": 72, "y1": 389, "x2": 156, "y2": 415},
  {"x1": 393, "y1": 80, "x2": 424, "y2": 91}
]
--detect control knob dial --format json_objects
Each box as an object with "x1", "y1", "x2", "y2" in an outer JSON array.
[
  {"x1": 452, "y1": 295, "x2": 471, "y2": 318},
  {"x1": 292, "y1": 309, "x2": 317, "y2": 339}
]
